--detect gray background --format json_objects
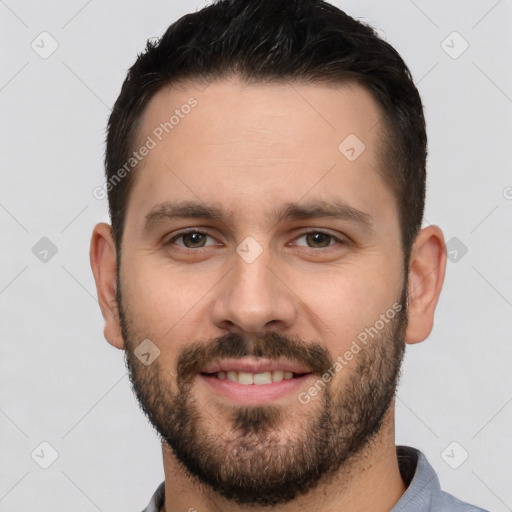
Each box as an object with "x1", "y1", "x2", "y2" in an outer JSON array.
[{"x1": 1, "y1": 0, "x2": 511, "y2": 510}]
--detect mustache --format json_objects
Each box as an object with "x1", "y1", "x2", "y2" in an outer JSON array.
[{"x1": 175, "y1": 331, "x2": 333, "y2": 385}]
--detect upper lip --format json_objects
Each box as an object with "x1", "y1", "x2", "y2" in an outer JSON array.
[{"x1": 201, "y1": 358, "x2": 312, "y2": 374}]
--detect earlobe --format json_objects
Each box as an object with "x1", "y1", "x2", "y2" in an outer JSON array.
[
  {"x1": 404, "y1": 225, "x2": 447, "y2": 345},
  {"x1": 89, "y1": 223, "x2": 125, "y2": 350}
]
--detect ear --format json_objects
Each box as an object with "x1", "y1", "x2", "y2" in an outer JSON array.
[
  {"x1": 89, "y1": 222, "x2": 125, "y2": 350},
  {"x1": 405, "y1": 225, "x2": 447, "y2": 345}
]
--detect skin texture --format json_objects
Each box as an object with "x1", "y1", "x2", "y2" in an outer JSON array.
[{"x1": 90, "y1": 77, "x2": 447, "y2": 512}]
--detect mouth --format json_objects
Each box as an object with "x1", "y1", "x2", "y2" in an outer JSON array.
[
  {"x1": 200, "y1": 370, "x2": 311, "y2": 385},
  {"x1": 197, "y1": 358, "x2": 315, "y2": 404}
]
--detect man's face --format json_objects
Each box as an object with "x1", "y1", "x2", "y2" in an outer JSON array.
[{"x1": 118, "y1": 78, "x2": 408, "y2": 505}]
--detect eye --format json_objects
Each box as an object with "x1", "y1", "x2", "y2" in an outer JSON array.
[
  {"x1": 293, "y1": 230, "x2": 346, "y2": 249},
  {"x1": 166, "y1": 229, "x2": 347, "y2": 251},
  {"x1": 167, "y1": 229, "x2": 217, "y2": 249}
]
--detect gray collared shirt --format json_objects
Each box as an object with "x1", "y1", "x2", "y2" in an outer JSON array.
[{"x1": 140, "y1": 445, "x2": 490, "y2": 512}]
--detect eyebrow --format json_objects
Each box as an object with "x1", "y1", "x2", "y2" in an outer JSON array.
[{"x1": 143, "y1": 198, "x2": 374, "y2": 234}]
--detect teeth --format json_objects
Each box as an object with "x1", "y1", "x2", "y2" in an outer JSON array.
[
  {"x1": 238, "y1": 371, "x2": 254, "y2": 385},
  {"x1": 213, "y1": 370, "x2": 298, "y2": 384},
  {"x1": 253, "y1": 372, "x2": 272, "y2": 385},
  {"x1": 273, "y1": 370, "x2": 284, "y2": 382}
]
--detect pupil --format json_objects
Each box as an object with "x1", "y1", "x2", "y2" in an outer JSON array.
[
  {"x1": 187, "y1": 233, "x2": 204, "y2": 247},
  {"x1": 309, "y1": 232, "x2": 329, "y2": 247}
]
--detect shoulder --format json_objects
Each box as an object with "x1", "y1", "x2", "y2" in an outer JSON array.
[
  {"x1": 394, "y1": 446, "x2": 490, "y2": 512},
  {"x1": 432, "y1": 489, "x2": 490, "y2": 512}
]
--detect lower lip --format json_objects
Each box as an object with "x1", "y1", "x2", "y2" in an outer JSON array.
[{"x1": 197, "y1": 374, "x2": 314, "y2": 405}]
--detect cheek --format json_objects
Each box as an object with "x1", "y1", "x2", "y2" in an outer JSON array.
[
  {"x1": 122, "y1": 257, "x2": 215, "y2": 335},
  {"x1": 293, "y1": 259, "x2": 402, "y2": 351}
]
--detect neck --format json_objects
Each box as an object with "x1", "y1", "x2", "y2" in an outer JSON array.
[{"x1": 160, "y1": 405, "x2": 406, "y2": 512}]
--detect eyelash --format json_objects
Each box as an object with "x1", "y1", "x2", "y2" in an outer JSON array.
[{"x1": 166, "y1": 228, "x2": 347, "y2": 251}]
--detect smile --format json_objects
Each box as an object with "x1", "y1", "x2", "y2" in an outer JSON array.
[
  {"x1": 201, "y1": 370, "x2": 309, "y2": 385},
  {"x1": 197, "y1": 358, "x2": 315, "y2": 404}
]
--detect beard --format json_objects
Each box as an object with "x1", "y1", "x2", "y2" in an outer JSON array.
[{"x1": 119, "y1": 284, "x2": 408, "y2": 507}]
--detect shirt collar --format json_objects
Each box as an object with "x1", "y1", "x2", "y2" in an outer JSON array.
[{"x1": 391, "y1": 445, "x2": 440, "y2": 511}]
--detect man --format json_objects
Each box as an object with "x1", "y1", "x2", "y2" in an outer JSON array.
[{"x1": 89, "y1": 1, "x2": 489, "y2": 511}]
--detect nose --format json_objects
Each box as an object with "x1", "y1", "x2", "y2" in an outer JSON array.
[{"x1": 210, "y1": 244, "x2": 298, "y2": 335}]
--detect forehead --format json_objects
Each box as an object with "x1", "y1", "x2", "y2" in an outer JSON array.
[
  {"x1": 136, "y1": 77, "x2": 384, "y2": 157},
  {"x1": 126, "y1": 77, "x2": 396, "y2": 232}
]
